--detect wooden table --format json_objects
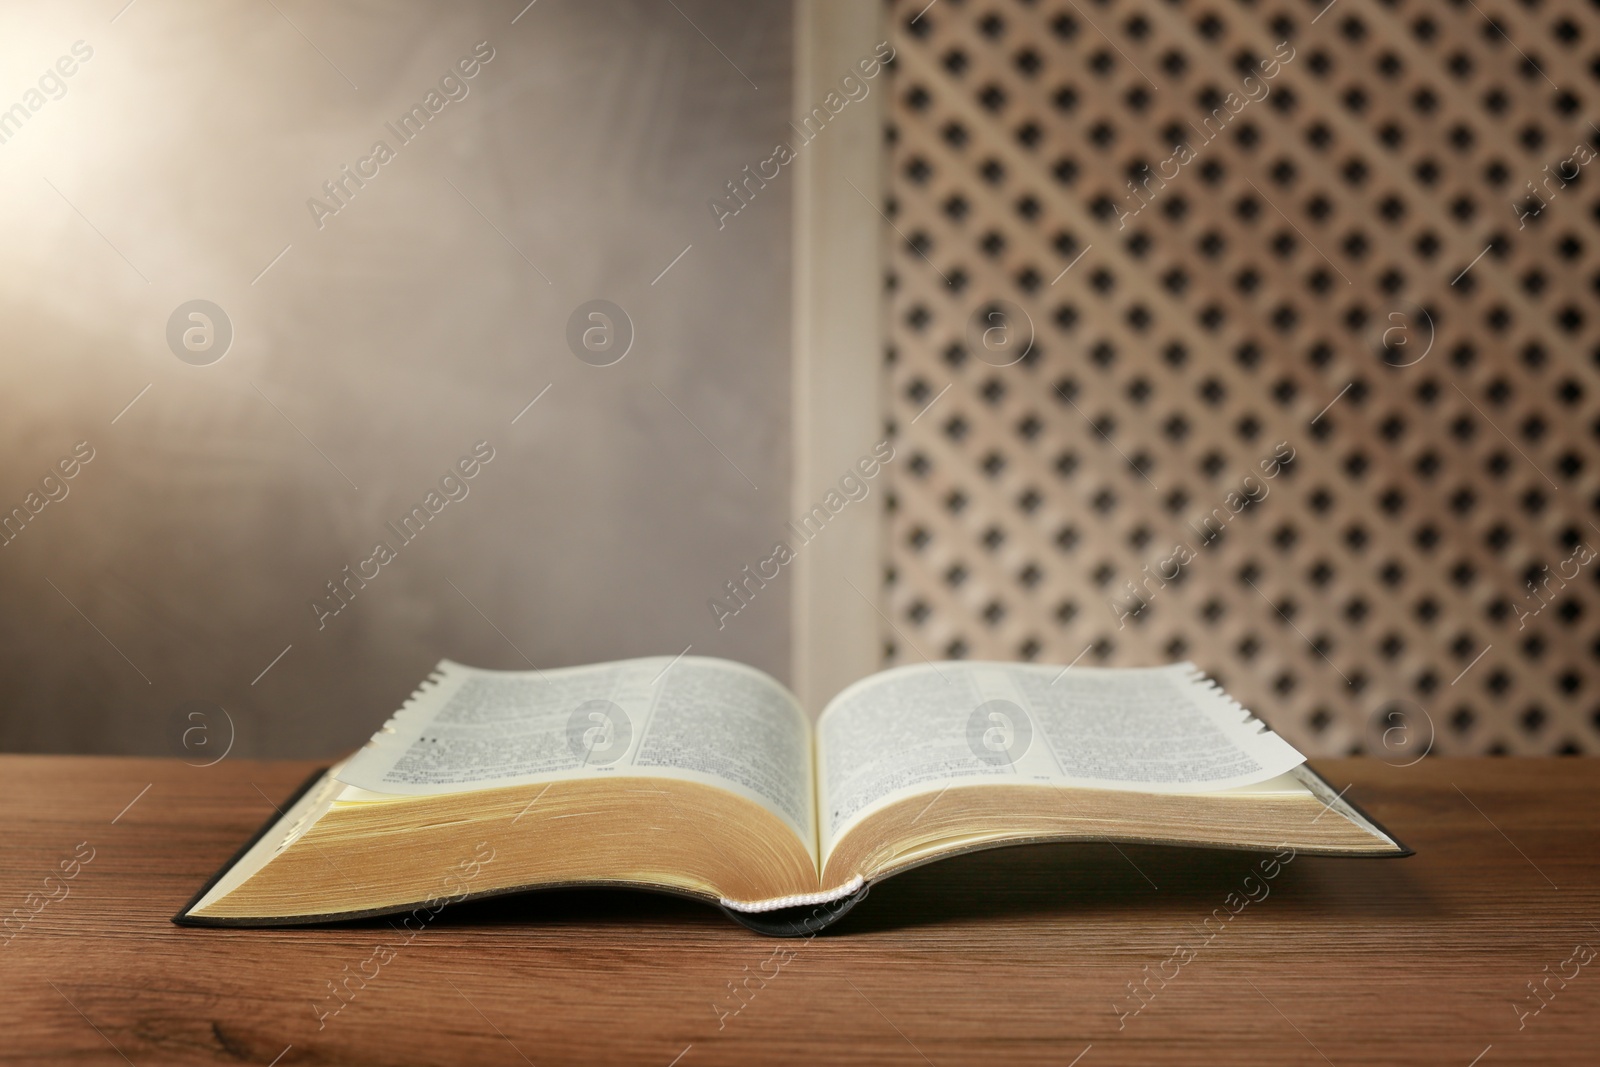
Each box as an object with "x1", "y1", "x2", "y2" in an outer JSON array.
[{"x1": 1, "y1": 756, "x2": 1595, "y2": 1065}]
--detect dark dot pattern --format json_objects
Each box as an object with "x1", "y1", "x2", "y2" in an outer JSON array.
[{"x1": 881, "y1": 0, "x2": 1600, "y2": 756}]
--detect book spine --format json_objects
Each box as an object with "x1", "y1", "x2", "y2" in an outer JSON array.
[{"x1": 718, "y1": 878, "x2": 871, "y2": 937}]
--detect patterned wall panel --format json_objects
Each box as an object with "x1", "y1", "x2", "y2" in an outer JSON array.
[{"x1": 880, "y1": 0, "x2": 1600, "y2": 756}]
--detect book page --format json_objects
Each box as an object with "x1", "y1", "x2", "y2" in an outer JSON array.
[
  {"x1": 816, "y1": 660, "x2": 1305, "y2": 858},
  {"x1": 336, "y1": 657, "x2": 815, "y2": 848}
]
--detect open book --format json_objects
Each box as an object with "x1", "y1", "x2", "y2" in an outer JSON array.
[{"x1": 176, "y1": 656, "x2": 1407, "y2": 935}]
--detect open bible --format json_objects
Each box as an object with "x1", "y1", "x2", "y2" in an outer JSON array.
[{"x1": 176, "y1": 656, "x2": 1408, "y2": 935}]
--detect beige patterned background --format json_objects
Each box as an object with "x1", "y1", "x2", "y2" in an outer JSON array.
[{"x1": 880, "y1": 0, "x2": 1599, "y2": 756}]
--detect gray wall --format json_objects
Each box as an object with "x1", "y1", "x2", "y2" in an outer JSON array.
[{"x1": 0, "y1": 0, "x2": 795, "y2": 757}]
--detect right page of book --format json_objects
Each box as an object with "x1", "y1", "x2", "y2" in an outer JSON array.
[{"x1": 815, "y1": 660, "x2": 1306, "y2": 862}]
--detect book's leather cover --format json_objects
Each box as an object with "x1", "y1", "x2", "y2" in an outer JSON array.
[
  {"x1": 1292, "y1": 762, "x2": 1414, "y2": 857},
  {"x1": 175, "y1": 762, "x2": 1409, "y2": 936},
  {"x1": 174, "y1": 766, "x2": 332, "y2": 927}
]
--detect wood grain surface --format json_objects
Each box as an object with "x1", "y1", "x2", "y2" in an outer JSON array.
[{"x1": 0, "y1": 755, "x2": 1595, "y2": 1065}]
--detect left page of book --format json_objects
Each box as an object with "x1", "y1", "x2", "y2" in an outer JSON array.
[{"x1": 336, "y1": 656, "x2": 816, "y2": 852}]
